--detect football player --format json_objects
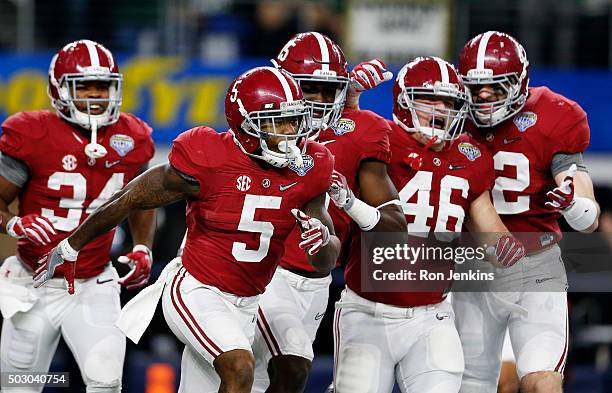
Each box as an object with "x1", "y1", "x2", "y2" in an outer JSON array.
[
  {"x1": 251, "y1": 32, "x2": 406, "y2": 393},
  {"x1": 0, "y1": 40, "x2": 155, "y2": 393},
  {"x1": 329, "y1": 57, "x2": 526, "y2": 393},
  {"x1": 453, "y1": 31, "x2": 600, "y2": 393},
  {"x1": 33, "y1": 66, "x2": 341, "y2": 393}
]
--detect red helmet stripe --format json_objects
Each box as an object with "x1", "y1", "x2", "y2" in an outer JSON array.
[
  {"x1": 476, "y1": 31, "x2": 495, "y2": 69},
  {"x1": 312, "y1": 32, "x2": 330, "y2": 71},
  {"x1": 83, "y1": 40, "x2": 100, "y2": 67},
  {"x1": 268, "y1": 67, "x2": 294, "y2": 101}
]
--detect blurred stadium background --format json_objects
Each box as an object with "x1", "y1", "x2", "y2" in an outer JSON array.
[{"x1": 1, "y1": 0, "x2": 612, "y2": 392}]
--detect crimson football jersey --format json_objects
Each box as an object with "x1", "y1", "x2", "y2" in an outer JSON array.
[
  {"x1": 169, "y1": 127, "x2": 334, "y2": 297},
  {"x1": 468, "y1": 86, "x2": 590, "y2": 252},
  {"x1": 344, "y1": 121, "x2": 494, "y2": 307},
  {"x1": 0, "y1": 110, "x2": 154, "y2": 278},
  {"x1": 279, "y1": 109, "x2": 391, "y2": 273}
]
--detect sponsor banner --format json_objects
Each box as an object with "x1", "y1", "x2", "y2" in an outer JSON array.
[{"x1": 0, "y1": 54, "x2": 611, "y2": 151}]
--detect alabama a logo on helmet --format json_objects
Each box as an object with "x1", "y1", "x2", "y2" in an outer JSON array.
[
  {"x1": 331, "y1": 118, "x2": 356, "y2": 136},
  {"x1": 110, "y1": 134, "x2": 135, "y2": 157},
  {"x1": 513, "y1": 112, "x2": 537, "y2": 132},
  {"x1": 458, "y1": 142, "x2": 481, "y2": 161},
  {"x1": 289, "y1": 155, "x2": 314, "y2": 176}
]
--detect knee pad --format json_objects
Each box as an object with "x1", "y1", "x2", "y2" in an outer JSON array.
[
  {"x1": 82, "y1": 335, "x2": 124, "y2": 389},
  {"x1": 426, "y1": 325, "x2": 464, "y2": 374},
  {"x1": 335, "y1": 345, "x2": 380, "y2": 393}
]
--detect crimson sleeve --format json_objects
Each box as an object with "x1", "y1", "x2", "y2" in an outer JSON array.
[{"x1": 358, "y1": 113, "x2": 392, "y2": 164}]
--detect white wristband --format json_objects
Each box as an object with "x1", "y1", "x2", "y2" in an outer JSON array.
[
  {"x1": 6, "y1": 216, "x2": 20, "y2": 238},
  {"x1": 345, "y1": 198, "x2": 381, "y2": 231},
  {"x1": 59, "y1": 239, "x2": 79, "y2": 262},
  {"x1": 133, "y1": 244, "x2": 153, "y2": 259},
  {"x1": 562, "y1": 197, "x2": 598, "y2": 231}
]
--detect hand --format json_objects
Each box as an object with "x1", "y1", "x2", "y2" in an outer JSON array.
[
  {"x1": 349, "y1": 58, "x2": 393, "y2": 94},
  {"x1": 327, "y1": 170, "x2": 355, "y2": 209},
  {"x1": 33, "y1": 239, "x2": 78, "y2": 294},
  {"x1": 117, "y1": 245, "x2": 153, "y2": 290},
  {"x1": 545, "y1": 164, "x2": 577, "y2": 211},
  {"x1": 6, "y1": 214, "x2": 57, "y2": 246},
  {"x1": 487, "y1": 235, "x2": 525, "y2": 267},
  {"x1": 291, "y1": 209, "x2": 330, "y2": 255}
]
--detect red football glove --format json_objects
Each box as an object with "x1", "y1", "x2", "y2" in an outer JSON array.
[
  {"x1": 117, "y1": 245, "x2": 153, "y2": 290},
  {"x1": 291, "y1": 209, "x2": 330, "y2": 256},
  {"x1": 488, "y1": 235, "x2": 525, "y2": 268},
  {"x1": 545, "y1": 164, "x2": 577, "y2": 211},
  {"x1": 6, "y1": 214, "x2": 57, "y2": 246},
  {"x1": 349, "y1": 58, "x2": 393, "y2": 93},
  {"x1": 33, "y1": 239, "x2": 78, "y2": 294}
]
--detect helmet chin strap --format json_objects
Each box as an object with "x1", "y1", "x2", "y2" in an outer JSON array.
[
  {"x1": 84, "y1": 121, "x2": 108, "y2": 159},
  {"x1": 277, "y1": 140, "x2": 304, "y2": 168}
]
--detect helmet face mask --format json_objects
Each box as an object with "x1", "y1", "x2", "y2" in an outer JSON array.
[
  {"x1": 393, "y1": 57, "x2": 469, "y2": 145},
  {"x1": 271, "y1": 32, "x2": 349, "y2": 138},
  {"x1": 48, "y1": 40, "x2": 123, "y2": 159},
  {"x1": 53, "y1": 73, "x2": 122, "y2": 130},
  {"x1": 291, "y1": 73, "x2": 348, "y2": 136},
  {"x1": 459, "y1": 31, "x2": 530, "y2": 128},
  {"x1": 398, "y1": 88, "x2": 468, "y2": 143},
  {"x1": 225, "y1": 66, "x2": 314, "y2": 168},
  {"x1": 239, "y1": 101, "x2": 312, "y2": 167}
]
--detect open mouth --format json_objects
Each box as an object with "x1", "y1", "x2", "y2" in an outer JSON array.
[
  {"x1": 88, "y1": 103, "x2": 106, "y2": 115},
  {"x1": 312, "y1": 109, "x2": 325, "y2": 119},
  {"x1": 430, "y1": 117, "x2": 445, "y2": 129}
]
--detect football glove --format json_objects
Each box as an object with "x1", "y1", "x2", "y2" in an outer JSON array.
[
  {"x1": 117, "y1": 245, "x2": 153, "y2": 290},
  {"x1": 291, "y1": 209, "x2": 330, "y2": 256},
  {"x1": 6, "y1": 214, "x2": 57, "y2": 246},
  {"x1": 33, "y1": 239, "x2": 78, "y2": 294}
]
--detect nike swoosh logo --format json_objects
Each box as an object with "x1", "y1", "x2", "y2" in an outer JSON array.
[
  {"x1": 436, "y1": 313, "x2": 450, "y2": 320},
  {"x1": 279, "y1": 181, "x2": 298, "y2": 191},
  {"x1": 535, "y1": 277, "x2": 554, "y2": 284},
  {"x1": 503, "y1": 137, "x2": 521, "y2": 145},
  {"x1": 105, "y1": 160, "x2": 121, "y2": 168},
  {"x1": 448, "y1": 164, "x2": 465, "y2": 171},
  {"x1": 96, "y1": 278, "x2": 113, "y2": 284},
  {"x1": 320, "y1": 140, "x2": 336, "y2": 145},
  {"x1": 315, "y1": 312, "x2": 325, "y2": 320}
]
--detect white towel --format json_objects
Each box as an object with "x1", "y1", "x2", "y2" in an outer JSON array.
[
  {"x1": 116, "y1": 258, "x2": 182, "y2": 343},
  {"x1": 0, "y1": 281, "x2": 38, "y2": 319},
  {"x1": 0, "y1": 256, "x2": 38, "y2": 319}
]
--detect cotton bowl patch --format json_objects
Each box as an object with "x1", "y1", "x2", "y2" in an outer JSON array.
[
  {"x1": 289, "y1": 155, "x2": 314, "y2": 176},
  {"x1": 110, "y1": 134, "x2": 135, "y2": 157},
  {"x1": 332, "y1": 118, "x2": 356, "y2": 136},
  {"x1": 458, "y1": 142, "x2": 481, "y2": 161},
  {"x1": 513, "y1": 112, "x2": 537, "y2": 132}
]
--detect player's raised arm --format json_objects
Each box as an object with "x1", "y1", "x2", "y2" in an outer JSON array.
[
  {"x1": 467, "y1": 190, "x2": 526, "y2": 268},
  {"x1": 33, "y1": 163, "x2": 199, "y2": 292},
  {"x1": 292, "y1": 192, "x2": 341, "y2": 274}
]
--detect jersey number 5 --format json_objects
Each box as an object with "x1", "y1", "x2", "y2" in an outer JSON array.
[{"x1": 232, "y1": 194, "x2": 282, "y2": 263}]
